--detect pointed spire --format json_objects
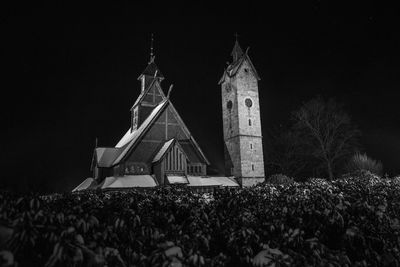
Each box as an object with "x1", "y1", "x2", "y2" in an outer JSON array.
[{"x1": 231, "y1": 33, "x2": 243, "y2": 62}]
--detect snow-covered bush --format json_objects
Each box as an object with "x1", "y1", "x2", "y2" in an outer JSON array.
[
  {"x1": 2, "y1": 170, "x2": 400, "y2": 266},
  {"x1": 266, "y1": 174, "x2": 294, "y2": 185}
]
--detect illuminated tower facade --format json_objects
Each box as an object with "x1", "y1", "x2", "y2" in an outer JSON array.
[{"x1": 219, "y1": 39, "x2": 265, "y2": 186}]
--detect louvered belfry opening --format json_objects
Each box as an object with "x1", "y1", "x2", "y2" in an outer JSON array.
[{"x1": 164, "y1": 145, "x2": 186, "y2": 174}]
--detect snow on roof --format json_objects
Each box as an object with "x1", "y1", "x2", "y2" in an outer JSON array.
[
  {"x1": 102, "y1": 175, "x2": 158, "y2": 188},
  {"x1": 115, "y1": 129, "x2": 137, "y2": 148},
  {"x1": 72, "y1": 178, "x2": 97, "y2": 192},
  {"x1": 186, "y1": 176, "x2": 239, "y2": 187},
  {"x1": 152, "y1": 139, "x2": 175, "y2": 163},
  {"x1": 99, "y1": 176, "x2": 117, "y2": 189},
  {"x1": 208, "y1": 176, "x2": 239, "y2": 187},
  {"x1": 187, "y1": 176, "x2": 223, "y2": 187},
  {"x1": 113, "y1": 100, "x2": 168, "y2": 165},
  {"x1": 218, "y1": 50, "x2": 260, "y2": 84},
  {"x1": 167, "y1": 175, "x2": 189, "y2": 184},
  {"x1": 95, "y1": 147, "x2": 122, "y2": 167}
]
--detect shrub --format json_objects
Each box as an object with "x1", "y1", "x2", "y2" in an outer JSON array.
[
  {"x1": 346, "y1": 152, "x2": 383, "y2": 176},
  {"x1": 266, "y1": 174, "x2": 294, "y2": 185},
  {"x1": 2, "y1": 172, "x2": 400, "y2": 266}
]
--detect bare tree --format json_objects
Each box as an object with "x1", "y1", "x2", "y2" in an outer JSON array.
[
  {"x1": 292, "y1": 96, "x2": 360, "y2": 179},
  {"x1": 265, "y1": 126, "x2": 308, "y2": 177}
]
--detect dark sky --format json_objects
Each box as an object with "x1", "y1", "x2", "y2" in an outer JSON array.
[{"x1": 1, "y1": 1, "x2": 400, "y2": 193}]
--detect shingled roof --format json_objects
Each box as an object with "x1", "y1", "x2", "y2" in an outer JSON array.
[
  {"x1": 218, "y1": 52, "x2": 260, "y2": 84},
  {"x1": 137, "y1": 57, "x2": 164, "y2": 80},
  {"x1": 218, "y1": 41, "x2": 261, "y2": 84},
  {"x1": 231, "y1": 39, "x2": 244, "y2": 62},
  {"x1": 152, "y1": 139, "x2": 175, "y2": 163},
  {"x1": 94, "y1": 147, "x2": 122, "y2": 168},
  {"x1": 113, "y1": 100, "x2": 169, "y2": 165},
  {"x1": 130, "y1": 78, "x2": 166, "y2": 111}
]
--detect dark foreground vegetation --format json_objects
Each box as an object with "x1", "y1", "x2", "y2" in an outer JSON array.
[{"x1": 1, "y1": 171, "x2": 400, "y2": 266}]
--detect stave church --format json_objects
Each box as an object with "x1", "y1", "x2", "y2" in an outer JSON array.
[{"x1": 73, "y1": 37, "x2": 265, "y2": 192}]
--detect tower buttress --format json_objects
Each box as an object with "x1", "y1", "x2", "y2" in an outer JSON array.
[{"x1": 219, "y1": 38, "x2": 265, "y2": 187}]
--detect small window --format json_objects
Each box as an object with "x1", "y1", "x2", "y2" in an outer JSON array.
[
  {"x1": 249, "y1": 119, "x2": 252, "y2": 126},
  {"x1": 227, "y1": 100, "x2": 233, "y2": 110},
  {"x1": 244, "y1": 68, "x2": 249, "y2": 73},
  {"x1": 250, "y1": 143, "x2": 253, "y2": 149},
  {"x1": 252, "y1": 164, "x2": 254, "y2": 171}
]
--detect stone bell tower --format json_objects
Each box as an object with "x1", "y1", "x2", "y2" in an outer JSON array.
[{"x1": 219, "y1": 37, "x2": 265, "y2": 187}]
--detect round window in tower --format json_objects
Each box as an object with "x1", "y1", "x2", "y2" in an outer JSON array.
[
  {"x1": 227, "y1": 100, "x2": 233, "y2": 110},
  {"x1": 245, "y1": 98, "x2": 253, "y2": 108}
]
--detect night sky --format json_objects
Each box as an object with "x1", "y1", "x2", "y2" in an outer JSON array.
[{"x1": 1, "y1": 2, "x2": 400, "y2": 193}]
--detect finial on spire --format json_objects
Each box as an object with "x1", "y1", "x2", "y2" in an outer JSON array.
[
  {"x1": 150, "y1": 33, "x2": 154, "y2": 62},
  {"x1": 234, "y1": 32, "x2": 239, "y2": 42}
]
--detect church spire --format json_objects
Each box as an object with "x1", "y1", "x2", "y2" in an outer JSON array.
[
  {"x1": 138, "y1": 34, "x2": 164, "y2": 92},
  {"x1": 149, "y1": 33, "x2": 154, "y2": 63},
  {"x1": 231, "y1": 33, "x2": 243, "y2": 62}
]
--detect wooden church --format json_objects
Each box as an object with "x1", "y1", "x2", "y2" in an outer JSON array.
[{"x1": 73, "y1": 38, "x2": 264, "y2": 192}]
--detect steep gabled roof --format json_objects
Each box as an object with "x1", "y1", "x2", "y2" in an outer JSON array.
[
  {"x1": 95, "y1": 147, "x2": 122, "y2": 168},
  {"x1": 167, "y1": 101, "x2": 210, "y2": 165},
  {"x1": 113, "y1": 97, "x2": 210, "y2": 166},
  {"x1": 218, "y1": 48, "x2": 261, "y2": 84},
  {"x1": 113, "y1": 100, "x2": 169, "y2": 165},
  {"x1": 152, "y1": 138, "x2": 189, "y2": 164},
  {"x1": 137, "y1": 57, "x2": 164, "y2": 80},
  {"x1": 231, "y1": 40, "x2": 244, "y2": 62},
  {"x1": 152, "y1": 139, "x2": 175, "y2": 163},
  {"x1": 130, "y1": 79, "x2": 166, "y2": 111},
  {"x1": 115, "y1": 128, "x2": 137, "y2": 148}
]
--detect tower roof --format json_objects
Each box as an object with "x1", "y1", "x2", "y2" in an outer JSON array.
[
  {"x1": 138, "y1": 56, "x2": 164, "y2": 80},
  {"x1": 231, "y1": 39, "x2": 244, "y2": 62},
  {"x1": 219, "y1": 47, "x2": 261, "y2": 84}
]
